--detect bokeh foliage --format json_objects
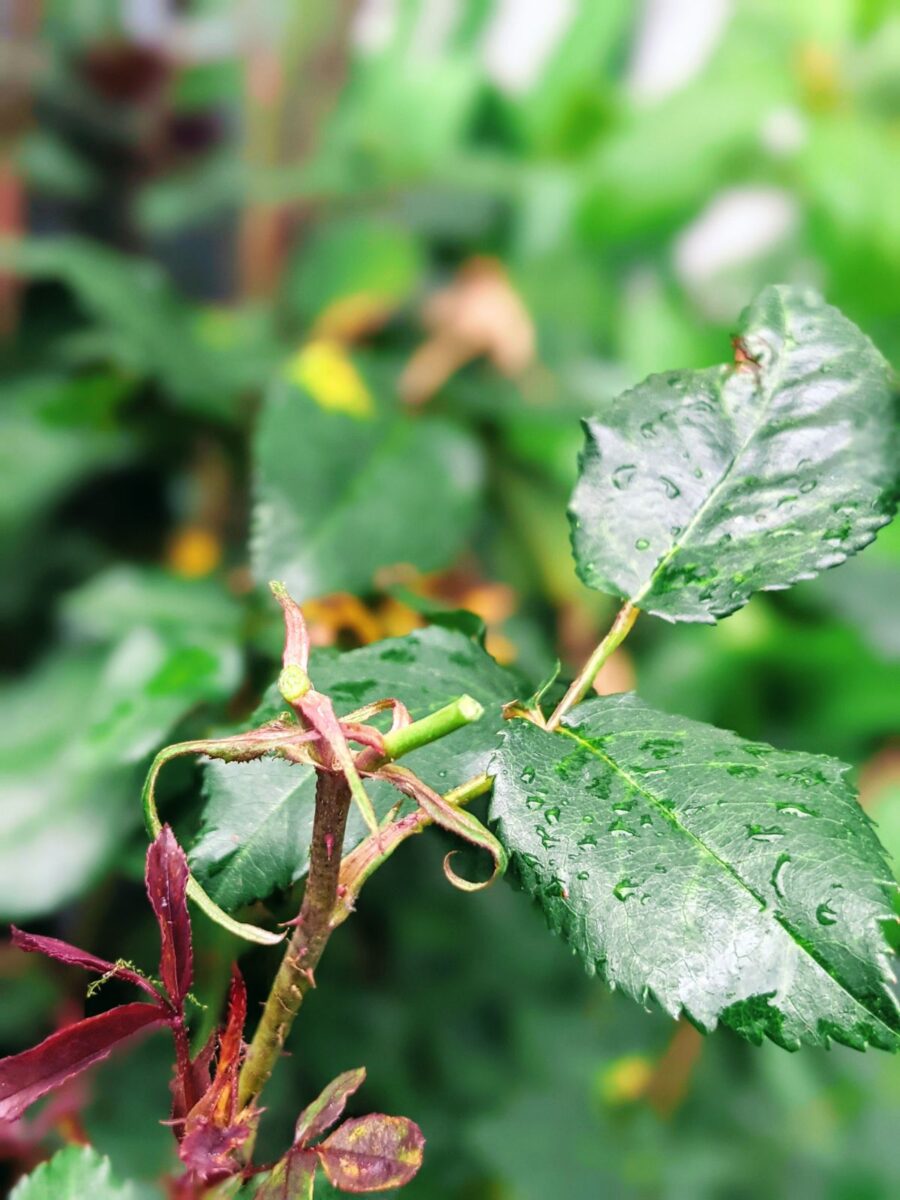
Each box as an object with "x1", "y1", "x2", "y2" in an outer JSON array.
[{"x1": 1, "y1": 1, "x2": 898, "y2": 1197}]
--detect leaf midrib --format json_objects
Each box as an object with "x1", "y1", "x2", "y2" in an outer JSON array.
[
  {"x1": 631, "y1": 291, "x2": 791, "y2": 608},
  {"x1": 556, "y1": 721, "x2": 897, "y2": 1038},
  {"x1": 255, "y1": 410, "x2": 410, "y2": 588},
  {"x1": 197, "y1": 764, "x2": 314, "y2": 899}
]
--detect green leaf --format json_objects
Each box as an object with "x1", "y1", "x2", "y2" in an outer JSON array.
[
  {"x1": 9, "y1": 1146, "x2": 141, "y2": 1200},
  {"x1": 283, "y1": 216, "x2": 424, "y2": 327},
  {"x1": 192, "y1": 627, "x2": 517, "y2": 910},
  {"x1": 3, "y1": 237, "x2": 276, "y2": 418},
  {"x1": 570, "y1": 285, "x2": 896, "y2": 623},
  {"x1": 0, "y1": 570, "x2": 242, "y2": 920},
  {"x1": 251, "y1": 369, "x2": 484, "y2": 600},
  {"x1": 0, "y1": 375, "x2": 130, "y2": 534},
  {"x1": 490, "y1": 694, "x2": 900, "y2": 1050}
]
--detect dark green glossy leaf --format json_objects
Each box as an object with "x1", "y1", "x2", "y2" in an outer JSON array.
[
  {"x1": 251, "y1": 371, "x2": 483, "y2": 600},
  {"x1": 9, "y1": 1145, "x2": 139, "y2": 1200},
  {"x1": 192, "y1": 627, "x2": 517, "y2": 910},
  {"x1": 490, "y1": 694, "x2": 900, "y2": 1050},
  {"x1": 570, "y1": 286, "x2": 896, "y2": 622}
]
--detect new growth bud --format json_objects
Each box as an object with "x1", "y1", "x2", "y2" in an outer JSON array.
[{"x1": 279, "y1": 663, "x2": 312, "y2": 703}]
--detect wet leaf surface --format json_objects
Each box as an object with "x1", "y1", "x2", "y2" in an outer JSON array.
[
  {"x1": 490, "y1": 694, "x2": 900, "y2": 1050},
  {"x1": 570, "y1": 286, "x2": 896, "y2": 622}
]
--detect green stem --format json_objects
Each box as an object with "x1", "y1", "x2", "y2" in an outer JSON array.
[
  {"x1": 546, "y1": 601, "x2": 639, "y2": 731},
  {"x1": 381, "y1": 695, "x2": 483, "y2": 760},
  {"x1": 239, "y1": 769, "x2": 352, "y2": 1108},
  {"x1": 333, "y1": 771, "x2": 494, "y2": 927},
  {"x1": 237, "y1": 722, "x2": 489, "y2": 1106}
]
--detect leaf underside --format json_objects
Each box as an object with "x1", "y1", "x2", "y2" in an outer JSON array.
[
  {"x1": 490, "y1": 694, "x2": 900, "y2": 1051},
  {"x1": 192, "y1": 627, "x2": 518, "y2": 910},
  {"x1": 570, "y1": 285, "x2": 897, "y2": 622}
]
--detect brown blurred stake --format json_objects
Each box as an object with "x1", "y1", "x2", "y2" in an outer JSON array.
[
  {"x1": 644, "y1": 1019, "x2": 704, "y2": 1118},
  {"x1": 0, "y1": 0, "x2": 40, "y2": 339},
  {"x1": 238, "y1": 1, "x2": 357, "y2": 301},
  {"x1": 401, "y1": 258, "x2": 536, "y2": 404}
]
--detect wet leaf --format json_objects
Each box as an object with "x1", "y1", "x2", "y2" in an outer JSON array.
[
  {"x1": 570, "y1": 286, "x2": 896, "y2": 622},
  {"x1": 490, "y1": 694, "x2": 900, "y2": 1050},
  {"x1": 317, "y1": 1114, "x2": 425, "y2": 1192}
]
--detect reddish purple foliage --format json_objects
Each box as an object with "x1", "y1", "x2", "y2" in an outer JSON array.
[
  {"x1": 0, "y1": 826, "x2": 194, "y2": 1127},
  {"x1": 294, "y1": 1067, "x2": 366, "y2": 1148},
  {"x1": 177, "y1": 968, "x2": 254, "y2": 1183},
  {"x1": 146, "y1": 825, "x2": 193, "y2": 1009},
  {"x1": 0, "y1": 1003, "x2": 168, "y2": 1122},
  {"x1": 317, "y1": 1113, "x2": 425, "y2": 1192},
  {"x1": 9, "y1": 927, "x2": 162, "y2": 1001}
]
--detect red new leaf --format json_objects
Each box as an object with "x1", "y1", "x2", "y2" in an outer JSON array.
[
  {"x1": 317, "y1": 1114, "x2": 425, "y2": 1192},
  {"x1": 185, "y1": 967, "x2": 247, "y2": 1130},
  {"x1": 146, "y1": 825, "x2": 193, "y2": 1009},
  {"x1": 0, "y1": 1003, "x2": 167, "y2": 1122},
  {"x1": 294, "y1": 1067, "x2": 366, "y2": 1148},
  {"x1": 9, "y1": 927, "x2": 162, "y2": 1001},
  {"x1": 178, "y1": 1114, "x2": 254, "y2": 1184},
  {"x1": 177, "y1": 969, "x2": 254, "y2": 1183}
]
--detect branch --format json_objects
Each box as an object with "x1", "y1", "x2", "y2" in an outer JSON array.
[{"x1": 546, "y1": 602, "x2": 639, "y2": 730}]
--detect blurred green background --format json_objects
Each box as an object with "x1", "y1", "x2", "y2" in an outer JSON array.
[{"x1": 1, "y1": 1, "x2": 898, "y2": 1196}]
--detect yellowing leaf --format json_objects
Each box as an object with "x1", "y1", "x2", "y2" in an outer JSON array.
[
  {"x1": 166, "y1": 525, "x2": 221, "y2": 578},
  {"x1": 285, "y1": 341, "x2": 373, "y2": 418},
  {"x1": 597, "y1": 1055, "x2": 653, "y2": 1106}
]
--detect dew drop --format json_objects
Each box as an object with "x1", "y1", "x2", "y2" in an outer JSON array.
[
  {"x1": 612, "y1": 798, "x2": 637, "y2": 814},
  {"x1": 578, "y1": 834, "x2": 598, "y2": 848},
  {"x1": 635, "y1": 537, "x2": 650, "y2": 551},
  {"x1": 613, "y1": 879, "x2": 640, "y2": 902},
  {"x1": 612, "y1": 464, "x2": 637, "y2": 490},
  {"x1": 727, "y1": 764, "x2": 760, "y2": 779},
  {"x1": 799, "y1": 480, "x2": 817, "y2": 494},
  {"x1": 520, "y1": 766, "x2": 536, "y2": 784},
  {"x1": 816, "y1": 902, "x2": 838, "y2": 926},
  {"x1": 608, "y1": 819, "x2": 634, "y2": 837},
  {"x1": 770, "y1": 852, "x2": 791, "y2": 898},
  {"x1": 640, "y1": 737, "x2": 681, "y2": 760},
  {"x1": 576, "y1": 870, "x2": 590, "y2": 881},
  {"x1": 775, "y1": 802, "x2": 813, "y2": 818},
  {"x1": 660, "y1": 476, "x2": 681, "y2": 499},
  {"x1": 640, "y1": 422, "x2": 657, "y2": 439},
  {"x1": 545, "y1": 806, "x2": 561, "y2": 826},
  {"x1": 525, "y1": 796, "x2": 543, "y2": 811},
  {"x1": 747, "y1": 824, "x2": 784, "y2": 842}
]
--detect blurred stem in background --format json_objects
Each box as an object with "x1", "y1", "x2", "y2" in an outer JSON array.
[{"x1": 239, "y1": 0, "x2": 357, "y2": 299}]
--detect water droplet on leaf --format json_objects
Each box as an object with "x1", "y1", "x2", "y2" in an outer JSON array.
[{"x1": 816, "y1": 902, "x2": 838, "y2": 926}]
